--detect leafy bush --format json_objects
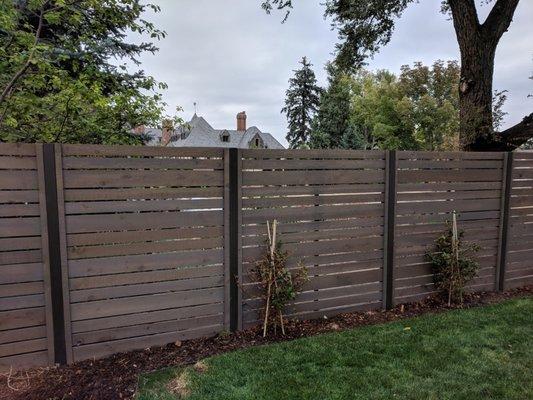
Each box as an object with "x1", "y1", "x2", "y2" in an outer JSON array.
[{"x1": 425, "y1": 212, "x2": 480, "y2": 305}]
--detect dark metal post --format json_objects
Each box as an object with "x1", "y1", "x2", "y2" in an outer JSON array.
[
  {"x1": 383, "y1": 150, "x2": 397, "y2": 310},
  {"x1": 497, "y1": 151, "x2": 514, "y2": 291},
  {"x1": 42, "y1": 144, "x2": 67, "y2": 365},
  {"x1": 228, "y1": 148, "x2": 241, "y2": 331}
]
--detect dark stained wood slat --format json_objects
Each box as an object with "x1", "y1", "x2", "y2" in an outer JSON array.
[
  {"x1": 64, "y1": 186, "x2": 224, "y2": 202},
  {"x1": 63, "y1": 170, "x2": 222, "y2": 189},
  {"x1": 243, "y1": 169, "x2": 384, "y2": 186},
  {"x1": 65, "y1": 198, "x2": 222, "y2": 215},
  {"x1": 0, "y1": 156, "x2": 38, "y2": 169},
  {"x1": 65, "y1": 210, "x2": 223, "y2": 233},
  {"x1": 63, "y1": 156, "x2": 223, "y2": 170}
]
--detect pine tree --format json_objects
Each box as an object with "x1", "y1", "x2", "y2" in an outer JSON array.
[
  {"x1": 340, "y1": 125, "x2": 367, "y2": 150},
  {"x1": 281, "y1": 57, "x2": 321, "y2": 148},
  {"x1": 311, "y1": 64, "x2": 352, "y2": 149}
]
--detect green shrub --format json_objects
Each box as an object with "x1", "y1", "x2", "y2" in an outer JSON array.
[{"x1": 425, "y1": 212, "x2": 480, "y2": 305}]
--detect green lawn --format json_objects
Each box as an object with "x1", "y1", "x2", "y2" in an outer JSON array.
[{"x1": 137, "y1": 298, "x2": 533, "y2": 400}]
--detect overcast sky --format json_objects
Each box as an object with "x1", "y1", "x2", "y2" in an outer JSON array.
[{"x1": 132, "y1": 0, "x2": 532, "y2": 146}]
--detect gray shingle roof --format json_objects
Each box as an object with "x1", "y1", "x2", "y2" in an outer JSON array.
[{"x1": 147, "y1": 114, "x2": 284, "y2": 149}]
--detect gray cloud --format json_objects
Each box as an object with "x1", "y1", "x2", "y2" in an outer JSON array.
[{"x1": 132, "y1": 0, "x2": 532, "y2": 146}]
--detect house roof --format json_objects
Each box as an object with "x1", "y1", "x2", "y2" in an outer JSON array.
[{"x1": 147, "y1": 114, "x2": 284, "y2": 149}]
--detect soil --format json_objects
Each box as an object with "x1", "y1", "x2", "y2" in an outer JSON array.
[{"x1": 1, "y1": 287, "x2": 531, "y2": 400}]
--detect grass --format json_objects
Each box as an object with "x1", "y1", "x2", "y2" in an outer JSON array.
[{"x1": 137, "y1": 298, "x2": 533, "y2": 400}]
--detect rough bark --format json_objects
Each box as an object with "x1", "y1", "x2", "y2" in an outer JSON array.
[{"x1": 448, "y1": 0, "x2": 524, "y2": 151}]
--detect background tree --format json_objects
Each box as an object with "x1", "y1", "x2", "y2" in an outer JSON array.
[
  {"x1": 311, "y1": 60, "x2": 467, "y2": 151},
  {"x1": 0, "y1": 0, "x2": 172, "y2": 144},
  {"x1": 282, "y1": 57, "x2": 321, "y2": 148},
  {"x1": 398, "y1": 60, "x2": 460, "y2": 150},
  {"x1": 262, "y1": 0, "x2": 532, "y2": 151},
  {"x1": 310, "y1": 64, "x2": 352, "y2": 149}
]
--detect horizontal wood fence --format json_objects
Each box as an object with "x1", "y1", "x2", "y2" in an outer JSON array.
[{"x1": 1, "y1": 143, "x2": 532, "y2": 371}]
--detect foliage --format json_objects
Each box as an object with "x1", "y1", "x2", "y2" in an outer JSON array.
[
  {"x1": 0, "y1": 0, "x2": 172, "y2": 144},
  {"x1": 425, "y1": 213, "x2": 480, "y2": 305},
  {"x1": 282, "y1": 57, "x2": 321, "y2": 148},
  {"x1": 139, "y1": 299, "x2": 533, "y2": 400},
  {"x1": 398, "y1": 60, "x2": 460, "y2": 150},
  {"x1": 310, "y1": 64, "x2": 352, "y2": 149},
  {"x1": 492, "y1": 90, "x2": 508, "y2": 130},
  {"x1": 248, "y1": 220, "x2": 308, "y2": 336},
  {"x1": 310, "y1": 60, "x2": 469, "y2": 151}
]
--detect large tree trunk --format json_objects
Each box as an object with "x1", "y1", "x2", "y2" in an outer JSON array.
[
  {"x1": 448, "y1": 0, "x2": 525, "y2": 151},
  {"x1": 458, "y1": 40, "x2": 495, "y2": 150}
]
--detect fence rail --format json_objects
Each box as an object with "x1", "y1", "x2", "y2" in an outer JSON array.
[{"x1": 1, "y1": 143, "x2": 532, "y2": 371}]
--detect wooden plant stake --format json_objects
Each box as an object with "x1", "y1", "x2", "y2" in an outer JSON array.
[{"x1": 262, "y1": 220, "x2": 277, "y2": 337}]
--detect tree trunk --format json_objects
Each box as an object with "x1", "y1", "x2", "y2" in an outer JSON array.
[
  {"x1": 458, "y1": 42, "x2": 496, "y2": 150},
  {"x1": 448, "y1": 0, "x2": 523, "y2": 151}
]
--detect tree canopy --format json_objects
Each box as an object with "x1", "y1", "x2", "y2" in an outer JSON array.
[
  {"x1": 307, "y1": 60, "x2": 491, "y2": 151},
  {"x1": 0, "y1": 0, "x2": 171, "y2": 144}
]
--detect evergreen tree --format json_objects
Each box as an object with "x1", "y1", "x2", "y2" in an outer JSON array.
[
  {"x1": 340, "y1": 125, "x2": 367, "y2": 150},
  {"x1": 281, "y1": 57, "x2": 321, "y2": 148},
  {"x1": 0, "y1": 1, "x2": 170, "y2": 144},
  {"x1": 311, "y1": 64, "x2": 352, "y2": 149}
]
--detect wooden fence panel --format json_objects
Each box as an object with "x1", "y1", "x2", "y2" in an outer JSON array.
[
  {"x1": 506, "y1": 152, "x2": 533, "y2": 288},
  {"x1": 240, "y1": 149, "x2": 387, "y2": 327},
  {"x1": 394, "y1": 151, "x2": 505, "y2": 304},
  {"x1": 2, "y1": 144, "x2": 533, "y2": 371},
  {"x1": 60, "y1": 145, "x2": 226, "y2": 362},
  {"x1": 0, "y1": 144, "x2": 51, "y2": 371}
]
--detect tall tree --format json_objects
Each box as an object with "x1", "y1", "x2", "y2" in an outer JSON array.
[
  {"x1": 262, "y1": 0, "x2": 532, "y2": 151},
  {"x1": 310, "y1": 64, "x2": 352, "y2": 149},
  {"x1": 0, "y1": 0, "x2": 170, "y2": 144},
  {"x1": 398, "y1": 60, "x2": 460, "y2": 150},
  {"x1": 282, "y1": 57, "x2": 321, "y2": 148}
]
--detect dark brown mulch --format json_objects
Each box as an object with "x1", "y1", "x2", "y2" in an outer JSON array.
[{"x1": 1, "y1": 286, "x2": 531, "y2": 400}]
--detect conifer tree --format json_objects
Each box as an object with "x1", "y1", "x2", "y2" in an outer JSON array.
[
  {"x1": 281, "y1": 57, "x2": 321, "y2": 148},
  {"x1": 311, "y1": 64, "x2": 352, "y2": 149}
]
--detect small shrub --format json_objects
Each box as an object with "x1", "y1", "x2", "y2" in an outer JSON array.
[
  {"x1": 425, "y1": 211, "x2": 480, "y2": 305},
  {"x1": 249, "y1": 219, "x2": 308, "y2": 337}
]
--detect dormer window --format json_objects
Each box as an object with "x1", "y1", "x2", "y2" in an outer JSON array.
[
  {"x1": 220, "y1": 130, "x2": 230, "y2": 143},
  {"x1": 249, "y1": 134, "x2": 264, "y2": 148}
]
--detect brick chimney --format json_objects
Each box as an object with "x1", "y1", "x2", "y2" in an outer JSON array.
[
  {"x1": 161, "y1": 119, "x2": 173, "y2": 146},
  {"x1": 237, "y1": 111, "x2": 247, "y2": 131}
]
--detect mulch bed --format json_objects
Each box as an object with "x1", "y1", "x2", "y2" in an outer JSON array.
[{"x1": 1, "y1": 286, "x2": 531, "y2": 400}]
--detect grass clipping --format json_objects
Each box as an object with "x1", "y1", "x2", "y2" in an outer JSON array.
[
  {"x1": 249, "y1": 219, "x2": 308, "y2": 337},
  {"x1": 167, "y1": 370, "x2": 191, "y2": 398},
  {"x1": 167, "y1": 362, "x2": 209, "y2": 398}
]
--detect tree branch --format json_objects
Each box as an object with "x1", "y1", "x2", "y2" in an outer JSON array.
[
  {"x1": 0, "y1": 5, "x2": 46, "y2": 110},
  {"x1": 497, "y1": 112, "x2": 533, "y2": 150},
  {"x1": 448, "y1": 0, "x2": 480, "y2": 50},
  {"x1": 482, "y1": 0, "x2": 520, "y2": 43}
]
